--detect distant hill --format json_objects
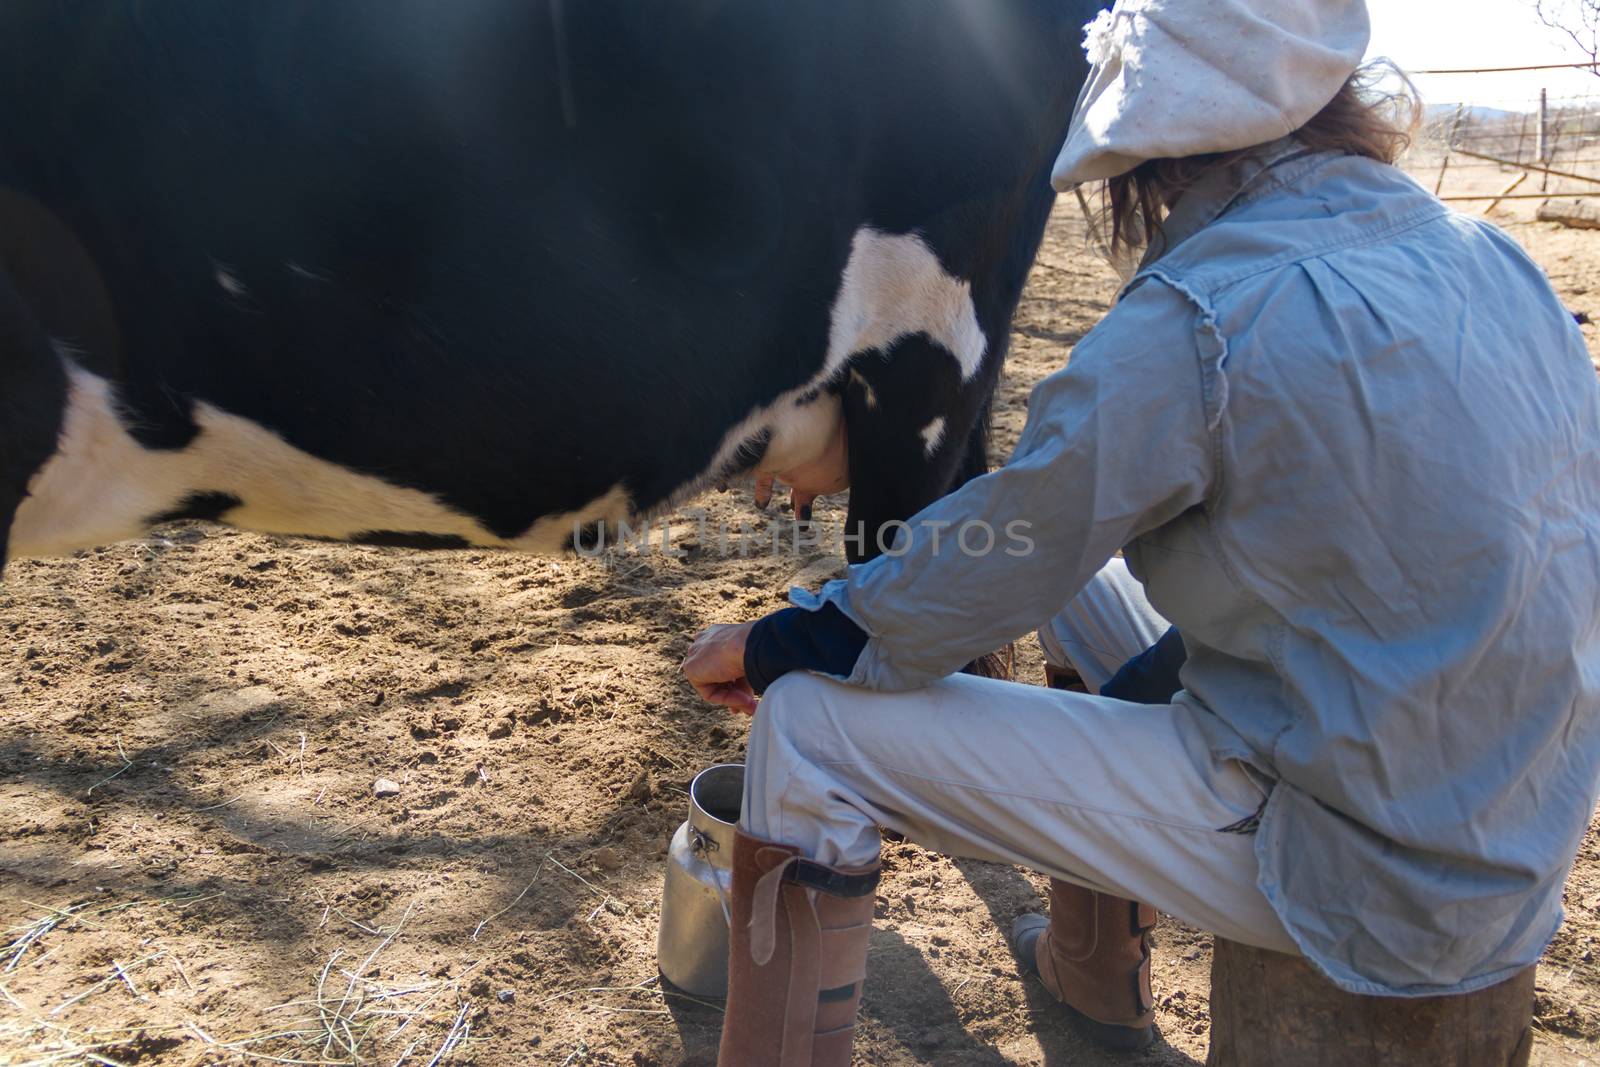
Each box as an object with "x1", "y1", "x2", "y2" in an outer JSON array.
[{"x1": 1425, "y1": 104, "x2": 1527, "y2": 124}]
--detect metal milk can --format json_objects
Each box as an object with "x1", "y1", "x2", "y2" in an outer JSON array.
[{"x1": 657, "y1": 762, "x2": 743, "y2": 997}]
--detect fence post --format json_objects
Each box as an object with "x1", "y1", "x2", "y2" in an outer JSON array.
[
  {"x1": 1435, "y1": 103, "x2": 1465, "y2": 196},
  {"x1": 1539, "y1": 87, "x2": 1549, "y2": 164}
]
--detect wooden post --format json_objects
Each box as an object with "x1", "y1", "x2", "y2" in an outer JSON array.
[
  {"x1": 1543, "y1": 95, "x2": 1565, "y2": 192},
  {"x1": 1205, "y1": 939, "x2": 1535, "y2": 1067},
  {"x1": 1539, "y1": 88, "x2": 1549, "y2": 165},
  {"x1": 1433, "y1": 153, "x2": 1452, "y2": 197},
  {"x1": 1482, "y1": 172, "x2": 1529, "y2": 215},
  {"x1": 1435, "y1": 103, "x2": 1465, "y2": 196}
]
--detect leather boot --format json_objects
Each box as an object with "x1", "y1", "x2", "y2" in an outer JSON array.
[
  {"x1": 1011, "y1": 878, "x2": 1157, "y2": 1051},
  {"x1": 718, "y1": 829, "x2": 881, "y2": 1067}
]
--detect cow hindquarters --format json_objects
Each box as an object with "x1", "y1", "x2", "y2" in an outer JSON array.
[{"x1": 0, "y1": 271, "x2": 68, "y2": 571}]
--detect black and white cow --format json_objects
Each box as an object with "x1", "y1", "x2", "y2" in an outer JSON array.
[{"x1": 0, "y1": 1, "x2": 1100, "y2": 567}]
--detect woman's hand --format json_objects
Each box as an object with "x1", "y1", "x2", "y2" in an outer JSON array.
[{"x1": 682, "y1": 621, "x2": 759, "y2": 714}]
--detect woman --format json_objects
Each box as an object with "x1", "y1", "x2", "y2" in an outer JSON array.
[{"x1": 682, "y1": 1, "x2": 1600, "y2": 1063}]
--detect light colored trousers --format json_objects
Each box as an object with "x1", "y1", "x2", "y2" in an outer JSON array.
[{"x1": 742, "y1": 559, "x2": 1299, "y2": 953}]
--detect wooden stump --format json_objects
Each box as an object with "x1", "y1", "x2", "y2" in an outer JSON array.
[{"x1": 1206, "y1": 939, "x2": 1535, "y2": 1067}]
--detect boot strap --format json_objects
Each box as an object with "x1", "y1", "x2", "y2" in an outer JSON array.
[
  {"x1": 750, "y1": 851, "x2": 879, "y2": 965},
  {"x1": 766, "y1": 878, "x2": 817, "y2": 1067},
  {"x1": 817, "y1": 917, "x2": 872, "y2": 990}
]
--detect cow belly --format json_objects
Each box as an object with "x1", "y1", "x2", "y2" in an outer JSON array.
[
  {"x1": 9, "y1": 364, "x2": 631, "y2": 556},
  {"x1": 12, "y1": 224, "x2": 988, "y2": 558}
]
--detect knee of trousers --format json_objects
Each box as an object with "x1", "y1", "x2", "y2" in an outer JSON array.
[
  {"x1": 745, "y1": 671, "x2": 883, "y2": 866},
  {"x1": 746, "y1": 671, "x2": 869, "y2": 808},
  {"x1": 751, "y1": 671, "x2": 839, "y2": 759}
]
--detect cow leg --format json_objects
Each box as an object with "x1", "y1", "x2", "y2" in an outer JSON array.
[
  {"x1": 943, "y1": 399, "x2": 1016, "y2": 680},
  {"x1": 841, "y1": 337, "x2": 1013, "y2": 676},
  {"x1": 951, "y1": 394, "x2": 994, "y2": 490},
  {"x1": 840, "y1": 336, "x2": 993, "y2": 565},
  {"x1": 0, "y1": 272, "x2": 68, "y2": 570}
]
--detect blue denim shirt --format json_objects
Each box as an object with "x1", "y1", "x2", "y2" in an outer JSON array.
[{"x1": 799, "y1": 142, "x2": 1600, "y2": 995}]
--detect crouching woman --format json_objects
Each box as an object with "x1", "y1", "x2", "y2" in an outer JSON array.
[{"x1": 682, "y1": 1, "x2": 1600, "y2": 1062}]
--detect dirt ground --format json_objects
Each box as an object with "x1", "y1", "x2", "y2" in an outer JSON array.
[{"x1": 6, "y1": 195, "x2": 1600, "y2": 1067}]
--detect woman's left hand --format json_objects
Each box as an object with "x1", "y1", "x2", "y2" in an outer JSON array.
[{"x1": 682, "y1": 621, "x2": 759, "y2": 714}]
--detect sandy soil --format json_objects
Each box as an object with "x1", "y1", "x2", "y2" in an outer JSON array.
[{"x1": 4, "y1": 198, "x2": 1600, "y2": 1066}]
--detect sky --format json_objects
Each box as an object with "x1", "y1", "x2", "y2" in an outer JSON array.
[{"x1": 1366, "y1": 0, "x2": 1600, "y2": 110}]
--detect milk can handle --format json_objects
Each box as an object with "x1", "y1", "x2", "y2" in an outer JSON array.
[{"x1": 690, "y1": 828, "x2": 734, "y2": 926}]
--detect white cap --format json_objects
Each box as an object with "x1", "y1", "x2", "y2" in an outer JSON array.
[{"x1": 1052, "y1": 0, "x2": 1371, "y2": 189}]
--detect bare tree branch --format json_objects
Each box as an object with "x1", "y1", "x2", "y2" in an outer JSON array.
[{"x1": 1535, "y1": 0, "x2": 1600, "y2": 72}]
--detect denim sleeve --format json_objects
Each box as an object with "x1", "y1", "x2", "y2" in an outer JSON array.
[
  {"x1": 789, "y1": 278, "x2": 1216, "y2": 692},
  {"x1": 1100, "y1": 626, "x2": 1188, "y2": 705},
  {"x1": 743, "y1": 603, "x2": 870, "y2": 694}
]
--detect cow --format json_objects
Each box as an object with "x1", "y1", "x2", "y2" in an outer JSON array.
[{"x1": 0, "y1": 1, "x2": 1101, "y2": 569}]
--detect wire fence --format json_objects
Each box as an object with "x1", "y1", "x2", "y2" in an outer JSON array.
[{"x1": 1406, "y1": 74, "x2": 1600, "y2": 212}]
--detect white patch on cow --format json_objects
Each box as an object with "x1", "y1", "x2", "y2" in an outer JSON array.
[
  {"x1": 824, "y1": 228, "x2": 987, "y2": 382},
  {"x1": 670, "y1": 226, "x2": 985, "y2": 508},
  {"x1": 285, "y1": 261, "x2": 332, "y2": 283},
  {"x1": 920, "y1": 416, "x2": 947, "y2": 459},
  {"x1": 213, "y1": 263, "x2": 248, "y2": 298},
  {"x1": 848, "y1": 369, "x2": 879, "y2": 410},
  {"x1": 511, "y1": 484, "x2": 633, "y2": 553},
  {"x1": 8, "y1": 363, "x2": 633, "y2": 558}
]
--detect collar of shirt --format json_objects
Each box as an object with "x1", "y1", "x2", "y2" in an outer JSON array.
[{"x1": 1125, "y1": 137, "x2": 1325, "y2": 292}]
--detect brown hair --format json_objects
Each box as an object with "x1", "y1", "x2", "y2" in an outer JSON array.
[{"x1": 1101, "y1": 63, "x2": 1421, "y2": 256}]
